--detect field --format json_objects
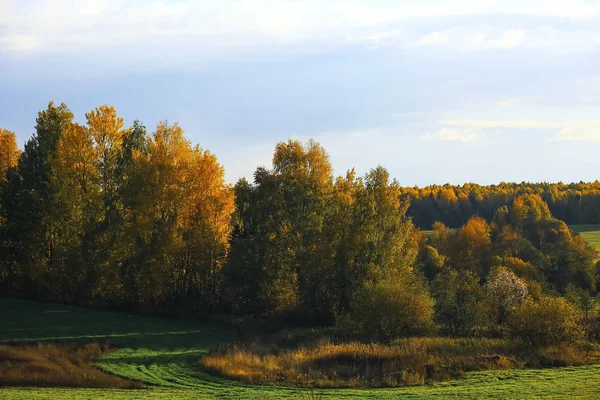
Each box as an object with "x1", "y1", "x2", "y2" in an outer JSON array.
[
  {"x1": 1, "y1": 298, "x2": 600, "y2": 399},
  {"x1": 571, "y1": 224, "x2": 600, "y2": 254}
]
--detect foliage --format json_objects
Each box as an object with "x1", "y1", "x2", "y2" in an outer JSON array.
[
  {"x1": 402, "y1": 181, "x2": 600, "y2": 230},
  {"x1": 0, "y1": 105, "x2": 233, "y2": 309},
  {"x1": 507, "y1": 296, "x2": 584, "y2": 348},
  {"x1": 431, "y1": 269, "x2": 487, "y2": 336},
  {"x1": 0, "y1": 128, "x2": 20, "y2": 179},
  {"x1": 485, "y1": 267, "x2": 528, "y2": 325},
  {"x1": 565, "y1": 283, "x2": 595, "y2": 317},
  {"x1": 343, "y1": 276, "x2": 435, "y2": 340}
]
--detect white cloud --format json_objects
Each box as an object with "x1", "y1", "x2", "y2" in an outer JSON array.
[
  {"x1": 1, "y1": 0, "x2": 599, "y2": 57},
  {"x1": 553, "y1": 126, "x2": 600, "y2": 141},
  {"x1": 500, "y1": 29, "x2": 526, "y2": 48},
  {"x1": 414, "y1": 32, "x2": 449, "y2": 46},
  {"x1": 443, "y1": 120, "x2": 560, "y2": 128},
  {"x1": 0, "y1": 35, "x2": 38, "y2": 52},
  {"x1": 440, "y1": 119, "x2": 600, "y2": 141},
  {"x1": 496, "y1": 100, "x2": 513, "y2": 108},
  {"x1": 421, "y1": 127, "x2": 479, "y2": 143}
]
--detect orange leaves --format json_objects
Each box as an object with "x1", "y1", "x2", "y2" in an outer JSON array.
[{"x1": 511, "y1": 193, "x2": 552, "y2": 226}]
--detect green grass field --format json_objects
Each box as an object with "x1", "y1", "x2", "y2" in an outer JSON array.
[
  {"x1": 571, "y1": 224, "x2": 600, "y2": 253},
  {"x1": 1, "y1": 298, "x2": 600, "y2": 399}
]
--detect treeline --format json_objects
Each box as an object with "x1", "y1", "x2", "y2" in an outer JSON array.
[
  {"x1": 0, "y1": 103, "x2": 599, "y2": 342},
  {"x1": 0, "y1": 103, "x2": 234, "y2": 309},
  {"x1": 403, "y1": 182, "x2": 600, "y2": 229}
]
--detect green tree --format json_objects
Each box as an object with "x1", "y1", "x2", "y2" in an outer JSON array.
[
  {"x1": 431, "y1": 269, "x2": 487, "y2": 336},
  {"x1": 0, "y1": 102, "x2": 73, "y2": 297}
]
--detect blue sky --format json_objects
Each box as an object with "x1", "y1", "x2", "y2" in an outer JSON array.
[{"x1": 1, "y1": 0, "x2": 599, "y2": 185}]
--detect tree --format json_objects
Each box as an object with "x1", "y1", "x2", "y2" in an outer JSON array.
[
  {"x1": 430, "y1": 221, "x2": 455, "y2": 257},
  {"x1": 0, "y1": 128, "x2": 20, "y2": 179},
  {"x1": 0, "y1": 102, "x2": 74, "y2": 297},
  {"x1": 450, "y1": 216, "x2": 492, "y2": 278},
  {"x1": 486, "y1": 266, "x2": 528, "y2": 325},
  {"x1": 124, "y1": 121, "x2": 234, "y2": 309},
  {"x1": 565, "y1": 283, "x2": 595, "y2": 318},
  {"x1": 507, "y1": 296, "x2": 584, "y2": 347},
  {"x1": 431, "y1": 269, "x2": 487, "y2": 336},
  {"x1": 418, "y1": 245, "x2": 446, "y2": 280},
  {"x1": 49, "y1": 122, "x2": 102, "y2": 301}
]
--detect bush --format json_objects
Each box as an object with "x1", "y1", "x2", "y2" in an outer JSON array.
[
  {"x1": 343, "y1": 276, "x2": 436, "y2": 340},
  {"x1": 507, "y1": 296, "x2": 584, "y2": 348},
  {"x1": 431, "y1": 269, "x2": 488, "y2": 336}
]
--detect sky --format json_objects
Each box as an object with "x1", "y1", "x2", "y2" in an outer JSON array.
[{"x1": 1, "y1": 0, "x2": 599, "y2": 186}]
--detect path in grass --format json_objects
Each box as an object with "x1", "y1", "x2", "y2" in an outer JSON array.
[{"x1": 2, "y1": 298, "x2": 600, "y2": 399}]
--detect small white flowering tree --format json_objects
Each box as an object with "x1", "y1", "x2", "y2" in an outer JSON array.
[{"x1": 486, "y1": 266, "x2": 528, "y2": 325}]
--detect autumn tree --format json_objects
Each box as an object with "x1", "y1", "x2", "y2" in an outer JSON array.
[
  {"x1": 0, "y1": 129, "x2": 20, "y2": 179},
  {"x1": 451, "y1": 216, "x2": 492, "y2": 277},
  {"x1": 49, "y1": 122, "x2": 102, "y2": 300},
  {"x1": 123, "y1": 121, "x2": 234, "y2": 308}
]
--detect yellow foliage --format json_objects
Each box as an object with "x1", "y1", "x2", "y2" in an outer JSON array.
[{"x1": 0, "y1": 128, "x2": 20, "y2": 178}]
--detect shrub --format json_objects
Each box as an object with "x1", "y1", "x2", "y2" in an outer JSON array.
[
  {"x1": 507, "y1": 296, "x2": 584, "y2": 348},
  {"x1": 344, "y1": 276, "x2": 435, "y2": 340}
]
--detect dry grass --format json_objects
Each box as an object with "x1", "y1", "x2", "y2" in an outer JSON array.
[
  {"x1": 201, "y1": 337, "x2": 530, "y2": 388},
  {"x1": 0, "y1": 342, "x2": 142, "y2": 388}
]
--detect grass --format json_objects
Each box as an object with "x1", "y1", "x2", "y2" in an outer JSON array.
[
  {"x1": 570, "y1": 224, "x2": 600, "y2": 253},
  {"x1": 2, "y1": 297, "x2": 600, "y2": 399},
  {"x1": 0, "y1": 343, "x2": 140, "y2": 388},
  {"x1": 201, "y1": 337, "x2": 524, "y2": 387}
]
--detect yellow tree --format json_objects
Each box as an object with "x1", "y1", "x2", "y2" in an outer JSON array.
[
  {"x1": 452, "y1": 216, "x2": 492, "y2": 277},
  {"x1": 0, "y1": 128, "x2": 20, "y2": 179},
  {"x1": 86, "y1": 105, "x2": 129, "y2": 224},
  {"x1": 126, "y1": 121, "x2": 234, "y2": 308},
  {"x1": 179, "y1": 147, "x2": 234, "y2": 309},
  {"x1": 50, "y1": 122, "x2": 101, "y2": 299},
  {"x1": 126, "y1": 121, "x2": 192, "y2": 305},
  {"x1": 84, "y1": 106, "x2": 130, "y2": 299}
]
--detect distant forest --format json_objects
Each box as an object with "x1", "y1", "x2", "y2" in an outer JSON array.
[
  {"x1": 402, "y1": 182, "x2": 600, "y2": 230},
  {"x1": 0, "y1": 103, "x2": 598, "y2": 344}
]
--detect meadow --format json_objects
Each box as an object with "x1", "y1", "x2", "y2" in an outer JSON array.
[
  {"x1": 571, "y1": 224, "x2": 600, "y2": 254},
  {"x1": 1, "y1": 297, "x2": 600, "y2": 399}
]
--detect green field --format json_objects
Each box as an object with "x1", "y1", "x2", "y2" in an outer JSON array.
[
  {"x1": 1, "y1": 298, "x2": 600, "y2": 399},
  {"x1": 571, "y1": 224, "x2": 600, "y2": 253}
]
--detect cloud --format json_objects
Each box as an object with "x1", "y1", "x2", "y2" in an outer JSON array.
[
  {"x1": 0, "y1": 35, "x2": 38, "y2": 52},
  {"x1": 442, "y1": 120, "x2": 561, "y2": 128},
  {"x1": 553, "y1": 126, "x2": 600, "y2": 141},
  {"x1": 441, "y1": 120, "x2": 600, "y2": 141},
  {"x1": 1, "y1": 0, "x2": 599, "y2": 58},
  {"x1": 414, "y1": 32, "x2": 449, "y2": 46},
  {"x1": 500, "y1": 29, "x2": 526, "y2": 48},
  {"x1": 421, "y1": 128, "x2": 479, "y2": 143}
]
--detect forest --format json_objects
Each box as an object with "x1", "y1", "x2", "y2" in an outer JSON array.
[{"x1": 1, "y1": 103, "x2": 600, "y2": 388}]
